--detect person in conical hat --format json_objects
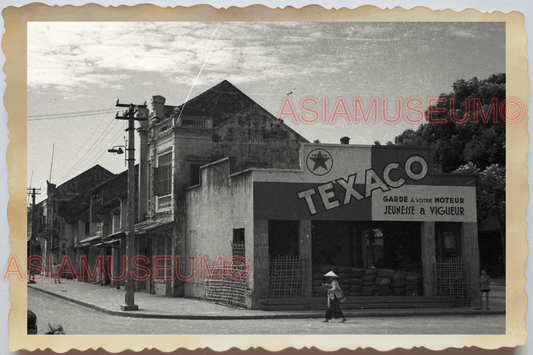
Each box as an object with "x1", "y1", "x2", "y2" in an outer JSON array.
[
  {"x1": 324, "y1": 271, "x2": 338, "y2": 278},
  {"x1": 321, "y1": 270, "x2": 347, "y2": 323}
]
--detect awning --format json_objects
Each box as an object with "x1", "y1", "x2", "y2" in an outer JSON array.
[
  {"x1": 134, "y1": 215, "x2": 174, "y2": 237},
  {"x1": 103, "y1": 230, "x2": 125, "y2": 240},
  {"x1": 79, "y1": 234, "x2": 102, "y2": 247},
  {"x1": 103, "y1": 238, "x2": 121, "y2": 245}
]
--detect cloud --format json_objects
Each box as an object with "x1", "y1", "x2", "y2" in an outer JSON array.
[{"x1": 28, "y1": 22, "x2": 501, "y2": 96}]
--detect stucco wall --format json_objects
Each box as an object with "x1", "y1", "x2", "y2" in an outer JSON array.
[{"x1": 184, "y1": 158, "x2": 254, "y2": 301}]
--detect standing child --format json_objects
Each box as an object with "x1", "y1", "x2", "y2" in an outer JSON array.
[{"x1": 476, "y1": 269, "x2": 490, "y2": 310}]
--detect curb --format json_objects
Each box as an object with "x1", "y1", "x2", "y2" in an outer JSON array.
[{"x1": 29, "y1": 285, "x2": 505, "y2": 320}]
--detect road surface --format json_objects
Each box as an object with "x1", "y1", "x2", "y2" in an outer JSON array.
[{"x1": 28, "y1": 288, "x2": 505, "y2": 335}]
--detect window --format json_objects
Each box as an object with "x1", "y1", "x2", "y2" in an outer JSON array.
[
  {"x1": 85, "y1": 221, "x2": 90, "y2": 235},
  {"x1": 189, "y1": 164, "x2": 202, "y2": 186},
  {"x1": 232, "y1": 228, "x2": 245, "y2": 256},
  {"x1": 154, "y1": 153, "x2": 172, "y2": 196}
]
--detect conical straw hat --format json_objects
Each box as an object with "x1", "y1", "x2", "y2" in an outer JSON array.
[{"x1": 324, "y1": 271, "x2": 338, "y2": 278}]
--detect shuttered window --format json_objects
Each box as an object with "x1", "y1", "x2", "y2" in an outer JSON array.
[{"x1": 154, "y1": 153, "x2": 172, "y2": 196}]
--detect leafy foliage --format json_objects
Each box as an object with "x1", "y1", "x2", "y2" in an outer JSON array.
[
  {"x1": 394, "y1": 73, "x2": 506, "y2": 173},
  {"x1": 454, "y1": 163, "x2": 506, "y2": 227}
]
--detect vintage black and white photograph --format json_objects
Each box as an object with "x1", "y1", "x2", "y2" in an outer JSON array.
[{"x1": 11, "y1": 5, "x2": 527, "y2": 350}]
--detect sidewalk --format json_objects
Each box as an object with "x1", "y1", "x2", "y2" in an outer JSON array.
[{"x1": 28, "y1": 277, "x2": 506, "y2": 320}]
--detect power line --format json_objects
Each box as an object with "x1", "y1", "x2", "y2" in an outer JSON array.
[
  {"x1": 54, "y1": 108, "x2": 116, "y2": 181},
  {"x1": 28, "y1": 108, "x2": 114, "y2": 120},
  {"x1": 71, "y1": 121, "x2": 127, "y2": 176},
  {"x1": 57, "y1": 112, "x2": 122, "y2": 182}
]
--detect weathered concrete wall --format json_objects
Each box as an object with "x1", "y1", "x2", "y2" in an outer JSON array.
[
  {"x1": 212, "y1": 105, "x2": 304, "y2": 172},
  {"x1": 184, "y1": 159, "x2": 254, "y2": 302}
]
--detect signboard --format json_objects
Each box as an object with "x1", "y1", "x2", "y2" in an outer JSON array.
[
  {"x1": 253, "y1": 144, "x2": 477, "y2": 223},
  {"x1": 371, "y1": 185, "x2": 476, "y2": 222}
]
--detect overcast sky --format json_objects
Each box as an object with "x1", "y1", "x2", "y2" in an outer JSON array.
[{"x1": 27, "y1": 21, "x2": 505, "y2": 202}]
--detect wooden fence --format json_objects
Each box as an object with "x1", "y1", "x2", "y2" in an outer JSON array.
[
  {"x1": 268, "y1": 255, "x2": 304, "y2": 298},
  {"x1": 204, "y1": 277, "x2": 249, "y2": 308},
  {"x1": 433, "y1": 257, "x2": 469, "y2": 304}
]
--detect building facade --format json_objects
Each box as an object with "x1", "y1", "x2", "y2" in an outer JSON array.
[
  {"x1": 184, "y1": 143, "x2": 478, "y2": 309},
  {"x1": 35, "y1": 80, "x2": 480, "y2": 310}
]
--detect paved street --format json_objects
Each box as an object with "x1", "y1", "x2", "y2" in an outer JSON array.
[{"x1": 28, "y1": 288, "x2": 505, "y2": 335}]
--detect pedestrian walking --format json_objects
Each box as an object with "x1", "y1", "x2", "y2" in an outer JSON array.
[
  {"x1": 53, "y1": 261, "x2": 61, "y2": 284},
  {"x1": 321, "y1": 271, "x2": 347, "y2": 323},
  {"x1": 476, "y1": 269, "x2": 491, "y2": 310}
]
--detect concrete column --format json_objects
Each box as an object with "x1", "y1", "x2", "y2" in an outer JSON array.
[
  {"x1": 461, "y1": 222, "x2": 480, "y2": 304},
  {"x1": 421, "y1": 221, "x2": 436, "y2": 296},
  {"x1": 137, "y1": 109, "x2": 149, "y2": 222},
  {"x1": 299, "y1": 220, "x2": 312, "y2": 297},
  {"x1": 252, "y1": 220, "x2": 269, "y2": 309}
]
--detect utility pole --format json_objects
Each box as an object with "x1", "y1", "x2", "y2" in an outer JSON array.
[
  {"x1": 115, "y1": 100, "x2": 147, "y2": 311},
  {"x1": 27, "y1": 187, "x2": 41, "y2": 284}
]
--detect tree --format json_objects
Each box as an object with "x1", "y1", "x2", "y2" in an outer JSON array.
[
  {"x1": 454, "y1": 163, "x2": 506, "y2": 273},
  {"x1": 394, "y1": 73, "x2": 506, "y2": 173}
]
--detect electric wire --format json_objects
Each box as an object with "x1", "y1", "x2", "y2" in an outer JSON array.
[
  {"x1": 58, "y1": 118, "x2": 121, "y2": 182},
  {"x1": 54, "y1": 107, "x2": 116, "y2": 181},
  {"x1": 57, "y1": 110, "x2": 122, "y2": 182},
  {"x1": 28, "y1": 109, "x2": 113, "y2": 120},
  {"x1": 78, "y1": 122, "x2": 128, "y2": 174}
]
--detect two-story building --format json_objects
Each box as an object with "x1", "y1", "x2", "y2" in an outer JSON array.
[{"x1": 42, "y1": 80, "x2": 480, "y2": 310}]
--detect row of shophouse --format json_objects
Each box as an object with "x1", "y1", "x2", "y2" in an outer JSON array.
[{"x1": 28, "y1": 80, "x2": 484, "y2": 310}]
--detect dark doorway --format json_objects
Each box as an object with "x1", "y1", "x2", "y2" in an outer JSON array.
[
  {"x1": 311, "y1": 221, "x2": 355, "y2": 267},
  {"x1": 360, "y1": 221, "x2": 422, "y2": 272},
  {"x1": 268, "y1": 220, "x2": 299, "y2": 258}
]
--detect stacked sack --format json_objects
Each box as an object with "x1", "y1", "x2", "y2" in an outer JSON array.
[
  {"x1": 349, "y1": 267, "x2": 364, "y2": 296},
  {"x1": 312, "y1": 266, "x2": 421, "y2": 297},
  {"x1": 337, "y1": 267, "x2": 352, "y2": 296},
  {"x1": 361, "y1": 268, "x2": 377, "y2": 296},
  {"x1": 391, "y1": 270, "x2": 406, "y2": 296},
  {"x1": 404, "y1": 273, "x2": 421, "y2": 296},
  {"x1": 374, "y1": 268, "x2": 394, "y2": 296}
]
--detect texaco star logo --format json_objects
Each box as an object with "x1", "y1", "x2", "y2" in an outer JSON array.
[{"x1": 306, "y1": 148, "x2": 333, "y2": 176}]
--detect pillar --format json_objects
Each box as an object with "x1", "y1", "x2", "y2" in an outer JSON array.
[
  {"x1": 299, "y1": 220, "x2": 312, "y2": 297},
  {"x1": 252, "y1": 220, "x2": 269, "y2": 309},
  {"x1": 461, "y1": 222, "x2": 480, "y2": 304},
  {"x1": 421, "y1": 221, "x2": 436, "y2": 296},
  {"x1": 137, "y1": 108, "x2": 149, "y2": 222}
]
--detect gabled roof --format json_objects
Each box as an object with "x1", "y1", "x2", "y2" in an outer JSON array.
[
  {"x1": 163, "y1": 80, "x2": 263, "y2": 127},
  {"x1": 57, "y1": 165, "x2": 138, "y2": 221},
  {"x1": 50, "y1": 165, "x2": 114, "y2": 197},
  {"x1": 213, "y1": 99, "x2": 308, "y2": 144}
]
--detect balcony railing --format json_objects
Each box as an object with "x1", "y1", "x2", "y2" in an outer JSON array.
[{"x1": 177, "y1": 117, "x2": 212, "y2": 129}]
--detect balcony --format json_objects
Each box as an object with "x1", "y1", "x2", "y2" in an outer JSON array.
[{"x1": 176, "y1": 117, "x2": 213, "y2": 129}]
